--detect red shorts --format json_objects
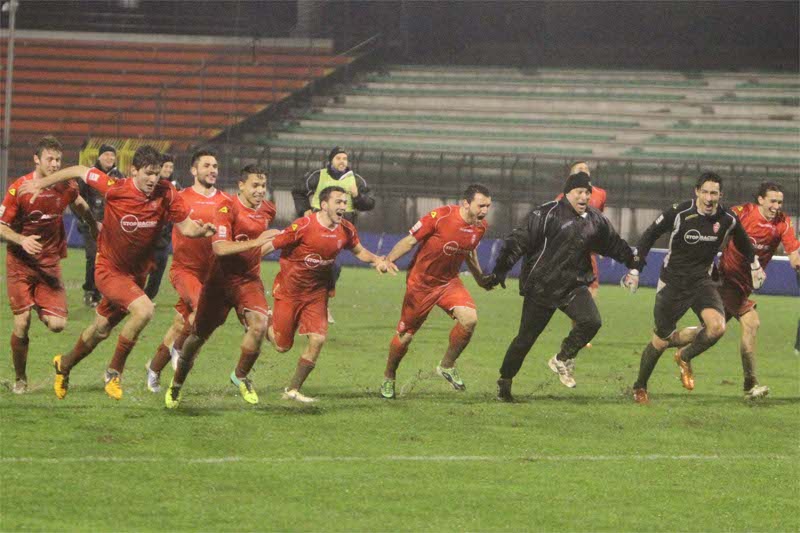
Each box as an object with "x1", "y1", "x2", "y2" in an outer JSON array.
[
  {"x1": 193, "y1": 275, "x2": 269, "y2": 340},
  {"x1": 397, "y1": 278, "x2": 475, "y2": 335},
  {"x1": 5, "y1": 259, "x2": 67, "y2": 319},
  {"x1": 589, "y1": 254, "x2": 600, "y2": 290},
  {"x1": 170, "y1": 268, "x2": 204, "y2": 320},
  {"x1": 272, "y1": 293, "x2": 328, "y2": 351},
  {"x1": 95, "y1": 261, "x2": 147, "y2": 328},
  {"x1": 718, "y1": 279, "x2": 756, "y2": 319}
]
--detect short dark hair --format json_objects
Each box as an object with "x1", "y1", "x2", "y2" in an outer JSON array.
[
  {"x1": 161, "y1": 152, "x2": 175, "y2": 164},
  {"x1": 239, "y1": 164, "x2": 267, "y2": 181},
  {"x1": 131, "y1": 145, "x2": 162, "y2": 170},
  {"x1": 568, "y1": 160, "x2": 589, "y2": 171},
  {"x1": 695, "y1": 171, "x2": 722, "y2": 190},
  {"x1": 35, "y1": 135, "x2": 63, "y2": 158},
  {"x1": 756, "y1": 181, "x2": 784, "y2": 200},
  {"x1": 191, "y1": 149, "x2": 217, "y2": 168},
  {"x1": 319, "y1": 185, "x2": 347, "y2": 204},
  {"x1": 462, "y1": 184, "x2": 491, "y2": 203}
]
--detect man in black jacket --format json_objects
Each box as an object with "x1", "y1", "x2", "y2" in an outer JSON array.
[
  {"x1": 489, "y1": 172, "x2": 641, "y2": 401},
  {"x1": 78, "y1": 144, "x2": 123, "y2": 307},
  {"x1": 623, "y1": 172, "x2": 763, "y2": 403},
  {"x1": 292, "y1": 147, "x2": 375, "y2": 323}
]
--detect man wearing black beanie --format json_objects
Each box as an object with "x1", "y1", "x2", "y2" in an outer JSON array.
[
  {"x1": 292, "y1": 147, "x2": 375, "y2": 323},
  {"x1": 78, "y1": 144, "x2": 123, "y2": 307},
  {"x1": 487, "y1": 172, "x2": 642, "y2": 401}
]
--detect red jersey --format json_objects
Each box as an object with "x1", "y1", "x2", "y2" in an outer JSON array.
[
  {"x1": 171, "y1": 187, "x2": 231, "y2": 278},
  {"x1": 406, "y1": 205, "x2": 487, "y2": 287},
  {"x1": 720, "y1": 203, "x2": 800, "y2": 292},
  {"x1": 1, "y1": 172, "x2": 79, "y2": 268},
  {"x1": 271, "y1": 214, "x2": 360, "y2": 298},
  {"x1": 555, "y1": 185, "x2": 607, "y2": 212},
  {"x1": 85, "y1": 168, "x2": 189, "y2": 275},
  {"x1": 210, "y1": 195, "x2": 277, "y2": 284}
]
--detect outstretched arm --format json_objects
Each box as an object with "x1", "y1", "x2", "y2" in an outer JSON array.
[
  {"x1": 385, "y1": 234, "x2": 418, "y2": 264},
  {"x1": 17, "y1": 165, "x2": 93, "y2": 200},
  {"x1": 351, "y1": 243, "x2": 398, "y2": 275},
  {"x1": 176, "y1": 217, "x2": 216, "y2": 239}
]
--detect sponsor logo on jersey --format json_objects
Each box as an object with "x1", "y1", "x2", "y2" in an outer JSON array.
[
  {"x1": 291, "y1": 223, "x2": 298, "y2": 231},
  {"x1": 120, "y1": 214, "x2": 158, "y2": 233},
  {"x1": 430, "y1": 211, "x2": 437, "y2": 218},
  {"x1": 107, "y1": 179, "x2": 115, "y2": 186},
  {"x1": 8, "y1": 188, "x2": 16, "y2": 196},
  {"x1": 749, "y1": 237, "x2": 770, "y2": 250},
  {"x1": 443, "y1": 240, "x2": 470, "y2": 256},
  {"x1": 219, "y1": 206, "x2": 228, "y2": 213},
  {"x1": 684, "y1": 229, "x2": 718, "y2": 244},
  {"x1": 27, "y1": 210, "x2": 56, "y2": 222},
  {"x1": 303, "y1": 253, "x2": 335, "y2": 268}
]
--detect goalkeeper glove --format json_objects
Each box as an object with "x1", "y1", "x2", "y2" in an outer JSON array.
[
  {"x1": 751, "y1": 258, "x2": 766, "y2": 290},
  {"x1": 621, "y1": 269, "x2": 640, "y2": 293}
]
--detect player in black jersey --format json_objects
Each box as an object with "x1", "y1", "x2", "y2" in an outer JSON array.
[{"x1": 621, "y1": 172, "x2": 765, "y2": 403}]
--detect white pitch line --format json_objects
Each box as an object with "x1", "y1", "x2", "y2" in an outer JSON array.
[{"x1": 0, "y1": 454, "x2": 792, "y2": 465}]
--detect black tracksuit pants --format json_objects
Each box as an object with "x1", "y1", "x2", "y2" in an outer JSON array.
[{"x1": 500, "y1": 286, "x2": 601, "y2": 379}]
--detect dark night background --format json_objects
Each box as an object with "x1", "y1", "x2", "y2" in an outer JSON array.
[{"x1": 6, "y1": 0, "x2": 799, "y2": 71}]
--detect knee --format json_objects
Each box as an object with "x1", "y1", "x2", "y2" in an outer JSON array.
[
  {"x1": 45, "y1": 317, "x2": 67, "y2": 333},
  {"x1": 579, "y1": 315, "x2": 602, "y2": 335},
  {"x1": 132, "y1": 301, "x2": 155, "y2": 324},
  {"x1": 457, "y1": 312, "x2": 478, "y2": 332},
  {"x1": 741, "y1": 313, "x2": 760, "y2": 334},
  {"x1": 248, "y1": 319, "x2": 268, "y2": 340},
  {"x1": 706, "y1": 320, "x2": 726, "y2": 340},
  {"x1": 274, "y1": 343, "x2": 292, "y2": 353},
  {"x1": 308, "y1": 333, "x2": 327, "y2": 347}
]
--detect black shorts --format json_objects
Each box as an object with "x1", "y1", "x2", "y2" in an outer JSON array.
[{"x1": 653, "y1": 278, "x2": 725, "y2": 339}]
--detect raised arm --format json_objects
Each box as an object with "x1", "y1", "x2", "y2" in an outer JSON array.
[{"x1": 17, "y1": 165, "x2": 92, "y2": 199}]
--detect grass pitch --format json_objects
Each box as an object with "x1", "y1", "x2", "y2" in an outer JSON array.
[{"x1": 1, "y1": 250, "x2": 798, "y2": 532}]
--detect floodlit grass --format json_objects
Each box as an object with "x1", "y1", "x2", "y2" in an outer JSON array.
[{"x1": 1, "y1": 250, "x2": 798, "y2": 532}]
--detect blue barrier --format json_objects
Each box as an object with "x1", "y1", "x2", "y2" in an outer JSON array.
[{"x1": 63, "y1": 214, "x2": 798, "y2": 297}]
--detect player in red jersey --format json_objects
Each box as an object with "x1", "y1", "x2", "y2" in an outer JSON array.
[
  {"x1": 164, "y1": 165, "x2": 280, "y2": 408},
  {"x1": 260, "y1": 186, "x2": 395, "y2": 404},
  {"x1": 19, "y1": 146, "x2": 216, "y2": 401},
  {"x1": 144, "y1": 149, "x2": 230, "y2": 393},
  {"x1": 379, "y1": 184, "x2": 493, "y2": 399},
  {"x1": 0, "y1": 136, "x2": 99, "y2": 394},
  {"x1": 716, "y1": 182, "x2": 799, "y2": 399}
]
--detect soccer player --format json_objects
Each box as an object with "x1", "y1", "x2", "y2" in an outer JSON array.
[
  {"x1": 716, "y1": 182, "x2": 799, "y2": 398},
  {"x1": 18, "y1": 146, "x2": 215, "y2": 401},
  {"x1": 489, "y1": 173, "x2": 640, "y2": 401},
  {"x1": 292, "y1": 147, "x2": 376, "y2": 324},
  {"x1": 164, "y1": 165, "x2": 278, "y2": 408},
  {"x1": 379, "y1": 184, "x2": 493, "y2": 400},
  {"x1": 0, "y1": 136, "x2": 99, "y2": 394},
  {"x1": 145, "y1": 149, "x2": 230, "y2": 393},
  {"x1": 264, "y1": 185, "x2": 394, "y2": 404},
  {"x1": 623, "y1": 172, "x2": 763, "y2": 404}
]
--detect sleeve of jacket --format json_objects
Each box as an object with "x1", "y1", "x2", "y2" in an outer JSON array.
[
  {"x1": 492, "y1": 205, "x2": 547, "y2": 277},
  {"x1": 594, "y1": 213, "x2": 641, "y2": 269},
  {"x1": 351, "y1": 172, "x2": 375, "y2": 212},
  {"x1": 292, "y1": 169, "x2": 320, "y2": 217},
  {"x1": 635, "y1": 203, "x2": 681, "y2": 268}
]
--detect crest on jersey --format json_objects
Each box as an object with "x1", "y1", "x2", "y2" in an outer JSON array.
[
  {"x1": 430, "y1": 211, "x2": 437, "y2": 218},
  {"x1": 713, "y1": 222, "x2": 720, "y2": 234},
  {"x1": 8, "y1": 188, "x2": 15, "y2": 196}
]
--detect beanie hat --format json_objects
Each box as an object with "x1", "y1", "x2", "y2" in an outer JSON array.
[
  {"x1": 98, "y1": 144, "x2": 116, "y2": 156},
  {"x1": 563, "y1": 171, "x2": 593, "y2": 195},
  {"x1": 328, "y1": 146, "x2": 347, "y2": 162}
]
